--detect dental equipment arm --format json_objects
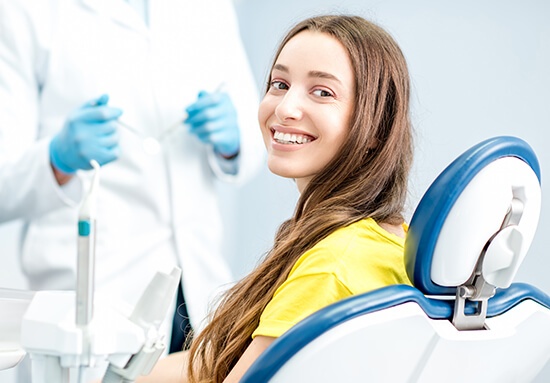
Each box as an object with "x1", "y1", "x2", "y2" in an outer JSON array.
[
  {"x1": 75, "y1": 159, "x2": 99, "y2": 373},
  {"x1": 76, "y1": 159, "x2": 99, "y2": 327}
]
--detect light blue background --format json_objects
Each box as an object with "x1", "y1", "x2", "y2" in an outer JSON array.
[{"x1": 1, "y1": 0, "x2": 548, "y2": 381}]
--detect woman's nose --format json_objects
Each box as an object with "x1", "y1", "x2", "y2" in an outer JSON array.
[{"x1": 274, "y1": 89, "x2": 303, "y2": 122}]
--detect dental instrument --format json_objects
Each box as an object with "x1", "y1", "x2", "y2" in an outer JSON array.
[
  {"x1": 116, "y1": 119, "x2": 162, "y2": 155},
  {"x1": 117, "y1": 83, "x2": 226, "y2": 155}
]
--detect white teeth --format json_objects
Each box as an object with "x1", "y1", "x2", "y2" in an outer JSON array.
[{"x1": 273, "y1": 130, "x2": 312, "y2": 145}]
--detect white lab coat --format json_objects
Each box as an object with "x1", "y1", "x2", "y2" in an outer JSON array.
[{"x1": 0, "y1": 0, "x2": 264, "y2": 336}]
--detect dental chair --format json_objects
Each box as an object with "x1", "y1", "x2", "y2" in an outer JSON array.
[{"x1": 241, "y1": 136, "x2": 550, "y2": 383}]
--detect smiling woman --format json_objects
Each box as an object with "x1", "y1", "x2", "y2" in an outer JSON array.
[
  {"x1": 137, "y1": 14, "x2": 413, "y2": 383},
  {"x1": 259, "y1": 30, "x2": 355, "y2": 192}
]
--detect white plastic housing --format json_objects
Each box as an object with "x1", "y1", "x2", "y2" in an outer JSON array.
[{"x1": 0, "y1": 289, "x2": 34, "y2": 370}]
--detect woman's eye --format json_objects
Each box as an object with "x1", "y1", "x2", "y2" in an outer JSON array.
[
  {"x1": 271, "y1": 81, "x2": 289, "y2": 90},
  {"x1": 312, "y1": 89, "x2": 334, "y2": 97}
]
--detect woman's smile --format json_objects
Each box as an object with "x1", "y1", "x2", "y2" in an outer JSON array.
[{"x1": 269, "y1": 125, "x2": 317, "y2": 151}]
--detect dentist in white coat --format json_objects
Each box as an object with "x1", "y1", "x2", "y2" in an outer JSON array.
[{"x1": 0, "y1": 0, "x2": 264, "y2": 362}]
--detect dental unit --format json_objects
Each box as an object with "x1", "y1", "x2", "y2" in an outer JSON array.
[{"x1": 0, "y1": 160, "x2": 181, "y2": 382}]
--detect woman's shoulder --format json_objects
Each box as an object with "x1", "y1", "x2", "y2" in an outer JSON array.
[
  {"x1": 292, "y1": 218, "x2": 405, "y2": 273},
  {"x1": 317, "y1": 217, "x2": 405, "y2": 250}
]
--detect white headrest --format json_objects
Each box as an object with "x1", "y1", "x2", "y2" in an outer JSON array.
[{"x1": 431, "y1": 156, "x2": 541, "y2": 288}]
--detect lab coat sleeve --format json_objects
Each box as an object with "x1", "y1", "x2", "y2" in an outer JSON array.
[
  {"x1": 0, "y1": 0, "x2": 82, "y2": 223},
  {"x1": 207, "y1": 0, "x2": 265, "y2": 184},
  {"x1": 207, "y1": 148, "x2": 239, "y2": 182}
]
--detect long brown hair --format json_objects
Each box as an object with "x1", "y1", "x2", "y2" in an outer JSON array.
[{"x1": 187, "y1": 14, "x2": 413, "y2": 382}]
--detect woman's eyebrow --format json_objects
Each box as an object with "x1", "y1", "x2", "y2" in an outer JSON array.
[
  {"x1": 308, "y1": 70, "x2": 342, "y2": 84},
  {"x1": 273, "y1": 64, "x2": 342, "y2": 84},
  {"x1": 273, "y1": 63, "x2": 289, "y2": 72}
]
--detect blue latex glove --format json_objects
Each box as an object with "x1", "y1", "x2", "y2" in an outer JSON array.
[
  {"x1": 50, "y1": 94, "x2": 122, "y2": 174},
  {"x1": 185, "y1": 91, "x2": 240, "y2": 158}
]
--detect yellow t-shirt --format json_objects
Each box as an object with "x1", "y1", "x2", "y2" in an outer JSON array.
[{"x1": 252, "y1": 217, "x2": 411, "y2": 339}]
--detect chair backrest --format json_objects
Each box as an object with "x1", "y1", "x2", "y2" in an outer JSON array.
[{"x1": 241, "y1": 136, "x2": 550, "y2": 383}]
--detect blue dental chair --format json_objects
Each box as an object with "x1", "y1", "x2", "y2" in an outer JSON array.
[{"x1": 241, "y1": 136, "x2": 550, "y2": 383}]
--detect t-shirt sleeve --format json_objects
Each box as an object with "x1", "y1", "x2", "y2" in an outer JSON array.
[{"x1": 252, "y1": 272, "x2": 352, "y2": 339}]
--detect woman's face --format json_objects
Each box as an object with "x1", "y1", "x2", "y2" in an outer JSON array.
[{"x1": 258, "y1": 31, "x2": 355, "y2": 193}]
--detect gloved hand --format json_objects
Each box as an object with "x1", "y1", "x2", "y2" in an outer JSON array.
[
  {"x1": 185, "y1": 90, "x2": 240, "y2": 158},
  {"x1": 50, "y1": 94, "x2": 122, "y2": 174}
]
